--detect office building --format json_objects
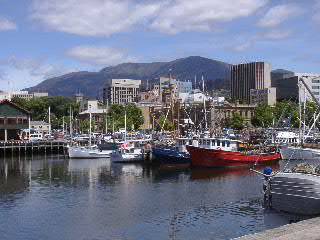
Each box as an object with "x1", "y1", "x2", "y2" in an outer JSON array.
[
  {"x1": 250, "y1": 88, "x2": 277, "y2": 106},
  {"x1": 271, "y1": 73, "x2": 320, "y2": 103},
  {"x1": 231, "y1": 62, "x2": 272, "y2": 104},
  {"x1": 103, "y1": 79, "x2": 141, "y2": 104}
]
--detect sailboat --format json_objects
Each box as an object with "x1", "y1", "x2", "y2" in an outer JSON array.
[
  {"x1": 111, "y1": 110, "x2": 146, "y2": 163},
  {"x1": 68, "y1": 107, "x2": 114, "y2": 159}
]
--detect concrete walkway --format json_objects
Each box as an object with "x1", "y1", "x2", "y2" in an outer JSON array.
[{"x1": 235, "y1": 217, "x2": 320, "y2": 240}]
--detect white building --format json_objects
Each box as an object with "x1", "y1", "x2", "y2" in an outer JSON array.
[
  {"x1": 30, "y1": 121, "x2": 50, "y2": 135},
  {"x1": 296, "y1": 73, "x2": 320, "y2": 103},
  {"x1": 178, "y1": 89, "x2": 211, "y2": 104},
  {"x1": 103, "y1": 79, "x2": 141, "y2": 104},
  {"x1": 0, "y1": 91, "x2": 48, "y2": 101}
]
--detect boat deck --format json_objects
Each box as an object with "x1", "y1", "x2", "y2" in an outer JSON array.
[{"x1": 235, "y1": 217, "x2": 320, "y2": 240}]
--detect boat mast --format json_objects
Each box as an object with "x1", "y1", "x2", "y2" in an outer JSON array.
[
  {"x1": 48, "y1": 106, "x2": 51, "y2": 135},
  {"x1": 89, "y1": 105, "x2": 92, "y2": 147},
  {"x1": 303, "y1": 87, "x2": 307, "y2": 144},
  {"x1": 124, "y1": 108, "x2": 127, "y2": 142},
  {"x1": 202, "y1": 75, "x2": 208, "y2": 130}
]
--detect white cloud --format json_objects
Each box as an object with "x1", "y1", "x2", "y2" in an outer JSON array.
[
  {"x1": 31, "y1": 0, "x2": 162, "y2": 37},
  {"x1": 31, "y1": 0, "x2": 267, "y2": 36},
  {"x1": 258, "y1": 4, "x2": 302, "y2": 28},
  {"x1": 150, "y1": 0, "x2": 268, "y2": 34},
  {"x1": 0, "y1": 56, "x2": 72, "y2": 91},
  {"x1": 0, "y1": 17, "x2": 17, "y2": 31},
  {"x1": 230, "y1": 29, "x2": 291, "y2": 52},
  {"x1": 66, "y1": 46, "x2": 136, "y2": 66}
]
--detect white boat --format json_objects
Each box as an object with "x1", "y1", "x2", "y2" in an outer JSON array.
[
  {"x1": 270, "y1": 172, "x2": 320, "y2": 215},
  {"x1": 68, "y1": 145, "x2": 113, "y2": 158},
  {"x1": 110, "y1": 140, "x2": 149, "y2": 163},
  {"x1": 68, "y1": 108, "x2": 114, "y2": 159}
]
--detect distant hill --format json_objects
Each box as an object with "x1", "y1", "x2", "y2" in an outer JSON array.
[{"x1": 25, "y1": 56, "x2": 231, "y2": 98}]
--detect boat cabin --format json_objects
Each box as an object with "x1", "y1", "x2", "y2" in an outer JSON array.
[{"x1": 197, "y1": 138, "x2": 239, "y2": 152}]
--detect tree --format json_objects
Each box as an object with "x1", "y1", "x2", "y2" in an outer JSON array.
[
  {"x1": 229, "y1": 113, "x2": 245, "y2": 130},
  {"x1": 11, "y1": 96, "x2": 80, "y2": 129},
  {"x1": 252, "y1": 104, "x2": 274, "y2": 127},
  {"x1": 273, "y1": 101, "x2": 299, "y2": 128},
  {"x1": 158, "y1": 115, "x2": 175, "y2": 131},
  {"x1": 108, "y1": 104, "x2": 144, "y2": 131}
]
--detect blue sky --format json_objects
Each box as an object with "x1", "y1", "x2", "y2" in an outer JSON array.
[{"x1": 0, "y1": 0, "x2": 320, "y2": 91}]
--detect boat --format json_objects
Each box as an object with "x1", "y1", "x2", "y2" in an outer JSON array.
[
  {"x1": 111, "y1": 141, "x2": 145, "y2": 163},
  {"x1": 68, "y1": 108, "x2": 115, "y2": 159},
  {"x1": 187, "y1": 138, "x2": 281, "y2": 168},
  {"x1": 152, "y1": 147, "x2": 191, "y2": 167},
  {"x1": 270, "y1": 171, "x2": 320, "y2": 215},
  {"x1": 68, "y1": 145, "x2": 114, "y2": 158}
]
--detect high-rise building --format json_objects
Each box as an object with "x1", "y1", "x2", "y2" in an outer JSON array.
[
  {"x1": 231, "y1": 62, "x2": 272, "y2": 104},
  {"x1": 103, "y1": 79, "x2": 141, "y2": 104}
]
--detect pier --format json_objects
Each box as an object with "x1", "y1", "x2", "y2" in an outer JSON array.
[
  {"x1": 235, "y1": 217, "x2": 320, "y2": 240},
  {"x1": 0, "y1": 141, "x2": 67, "y2": 156}
]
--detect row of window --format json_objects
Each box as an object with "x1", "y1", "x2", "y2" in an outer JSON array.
[
  {"x1": 312, "y1": 79, "x2": 320, "y2": 83},
  {"x1": 199, "y1": 139, "x2": 231, "y2": 147},
  {"x1": 0, "y1": 118, "x2": 28, "y2": 125}
]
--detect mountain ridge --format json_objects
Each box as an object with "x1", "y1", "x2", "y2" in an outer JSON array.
[{"x1": 26, "y1": 56, "x2": 231, "y2": 98}]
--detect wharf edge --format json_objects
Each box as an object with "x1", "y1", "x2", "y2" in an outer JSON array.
[{"x1": 234, "y1": 217, "x2": 320, "y2": 240}]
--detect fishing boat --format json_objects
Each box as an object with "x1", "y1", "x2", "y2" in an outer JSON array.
[
  {"x1": 187, "y1": 138, "x2": 281, "y2": 168},
  {"x1": 152, "y1": 147, "x2": 191, "y2": 167}
]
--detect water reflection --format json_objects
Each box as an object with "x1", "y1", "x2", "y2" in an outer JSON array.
[{"x1": 0, "y1": 155, "x2": 308, "y2": 240}]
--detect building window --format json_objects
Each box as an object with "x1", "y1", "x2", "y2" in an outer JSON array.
[
  {"x1": 312, "y1": 79, "x2": 320, "y2": 83},
  {"x1": 313, "y1": 91, "x2": 320, "y2": 95}
]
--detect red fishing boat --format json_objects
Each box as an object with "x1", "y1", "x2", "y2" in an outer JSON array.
[{"x1": 186, "y1": 138, "x2": 281, "y2": 168}]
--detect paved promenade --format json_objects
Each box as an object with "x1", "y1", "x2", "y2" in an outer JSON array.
[{"x1": 235, "y1": 217, "x2": 320, "y2": 240}]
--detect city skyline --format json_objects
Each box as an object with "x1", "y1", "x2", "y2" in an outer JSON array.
[{"x1": 1, "y1": 0, "x2": 320, "y2": 91}]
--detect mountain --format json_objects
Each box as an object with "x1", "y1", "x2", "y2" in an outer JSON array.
[{"x1": 26, "y1": 56, "x2": 231, "y2": 98}]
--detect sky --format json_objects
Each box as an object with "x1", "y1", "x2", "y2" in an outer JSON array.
[{"x1": 0, "y1": 0, "x2": 320, "y2": 91}]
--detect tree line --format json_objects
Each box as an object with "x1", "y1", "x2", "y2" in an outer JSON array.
[{"x1": 12, "y1": 97, "x2": 144, "y2": 133}]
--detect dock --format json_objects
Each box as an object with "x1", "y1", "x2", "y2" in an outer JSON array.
[
  {"x1": 0, "y1": 141, "x2": 68, "y2": 156},
  {"x1": 235, "y1": 217, "x2": 320, "y2": 240}
]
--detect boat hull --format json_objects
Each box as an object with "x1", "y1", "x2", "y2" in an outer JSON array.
[
  {"x1": 152, "y1": 148, "x2": 191, "y2": 166},
  {"x1": 110, "y1": 152, "x2": 144, "y2": 163},
  {"x1": 68, "y1": 147, "x2": 112, "y2": 159},
  {"x1": 271, "y1": 173, "x2": 320, "y2": 215},
  {"x1": 186, "y1": 146, "x2": 281, "y2": 168}
]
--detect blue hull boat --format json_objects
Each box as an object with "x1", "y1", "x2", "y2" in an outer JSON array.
[{"x1": 152, "y1": 148, "x2": 191, "y2": 166}]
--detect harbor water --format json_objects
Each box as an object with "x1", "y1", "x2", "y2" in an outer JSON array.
[{"x1": 0, "y1": 155, "x2": 315, "y2": 240}]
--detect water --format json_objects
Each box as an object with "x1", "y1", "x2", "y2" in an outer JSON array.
[{"x1": 0, "y1": 155, "x2": 312, "y2": 240}]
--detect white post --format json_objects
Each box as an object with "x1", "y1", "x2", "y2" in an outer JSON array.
[
  {"x1": 4, "y1": 129, "x2": 7, "y2": 142},
  {"x1": 48, "y1": 106, "x2": 51, "y2": 135},
  {"x1": 62, "y1": 116, "x2": 65, "y2": 135}
]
